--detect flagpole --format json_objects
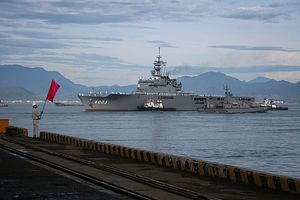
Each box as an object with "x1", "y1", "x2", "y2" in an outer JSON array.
[{"x1": 40, "y1": 97, "x2": 47, "y2": 118}]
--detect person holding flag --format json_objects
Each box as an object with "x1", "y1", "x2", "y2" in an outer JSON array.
[
  {"x1": 32, "y1": 80, "x2": 60, "y2": 138},
  {"x1": 32, "y1": 102, "x2": 41, "y2": 138}
]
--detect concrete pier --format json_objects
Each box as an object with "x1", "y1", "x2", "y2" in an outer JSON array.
[
  {"x1": 40, "y1": 131, "x2": 300, "y2": 195},
  {"x1": 0, "y1": 148, "x2": 131, "y2": 200},
  {"x1": 0, "y1": 127, "x2": 299, "y2": 199}
]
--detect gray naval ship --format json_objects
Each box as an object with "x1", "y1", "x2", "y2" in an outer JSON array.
[
  {"x1": 203, "y1": 85, "x2": 270, "y2": 113},
  {"x1": 78, "y1": 49, "x2": 269, "y2": 113}
]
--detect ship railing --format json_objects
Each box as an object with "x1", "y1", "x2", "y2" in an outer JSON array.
[
  {"x1": 133, "y1": 92, "x2": 197, "y2": 96},
  {"x1": 80, "y1": 91, "x2": 133, "y2": 96},
  {"x1": 110, "y1": 92, "x2": 131, "y2": 95}
]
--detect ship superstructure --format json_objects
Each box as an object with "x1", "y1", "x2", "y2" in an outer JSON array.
[{"x1": 137, "y1": 48, "x2": 182, "y2": 94}]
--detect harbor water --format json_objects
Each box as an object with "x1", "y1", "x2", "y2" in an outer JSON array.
[{"x1": 1, "y1": 103, "x2": 300, "y2": 178}]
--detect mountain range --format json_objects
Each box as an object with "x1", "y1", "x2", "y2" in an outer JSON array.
[{"x1": 1, "y1": 64, "x2": 300, "y2": 102}]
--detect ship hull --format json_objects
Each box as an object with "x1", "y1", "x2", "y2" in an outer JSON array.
[
  {"x1": 78, "y1": 93, "x2": 269, "y2": 112},
  {"x1": 202, "y1": 107, "x2": 270, "y2": 114},
  {"x1": 78, "y1": 93, "x2": 202, "y2": 111}
]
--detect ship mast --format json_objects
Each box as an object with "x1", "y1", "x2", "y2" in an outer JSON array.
[
  {"x1": 152, "y1": 47, "x2": 166, "y2": 77},
  {"x1": 224, "y1": 84, "x2": 232, "y2": 97}
]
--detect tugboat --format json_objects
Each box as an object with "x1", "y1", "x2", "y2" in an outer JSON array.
[
  {"x1": 0, "y1": 100, "x2": 8, "y2": 107},
  {"x1": 261, "y1": 98, "x2": 288, "y2": 110},
  {"x1": 137, "y1": 98, "x2": 164, "y2": 111},
  {"x1": 202, "y1": 86, "x2": 270, "y2": 113},
  {"x1": 137, "y1": 97, "x2": 176, "y2": 111}
]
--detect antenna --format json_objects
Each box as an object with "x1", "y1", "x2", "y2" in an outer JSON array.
[
  {"x1": 158, "y1": 47, "x2": 160, "y2": 55},
  {"x1": 158, "y1": 47, "x2": 161, "y2": 60}
]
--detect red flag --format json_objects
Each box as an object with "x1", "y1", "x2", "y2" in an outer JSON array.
[{"x1": 46, "y1": 80, "x2": 60, "y2": 102}]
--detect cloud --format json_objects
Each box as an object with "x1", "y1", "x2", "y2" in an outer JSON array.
[
  {"x1": 72, "y1": 53, "x2": 125, "y2": 67},
  {"x1": 2, "y1": 30, "x2": 123, "y2": 42},
  {"x1": 0, "y1": 38, "x2": 68, "y2": 49},
  {"x1": 0, "y1": 32, "x2": 9, "y2": 39},
  {"x1": 0, "y1": 0, "x2": 211, "y2": 25},
  {"x1": 220, "y1": 2, "x2": 300, "y2": 22},
  {"x1": 146, "y1": 40, "x2": 176, "y2": 48},
  {"x1": 269, "y1": 3, "x2": 281, "y2": 8},
  {"x1": 221, "y1": 6, "x2": 282, "y2": 22},
  {"x1": 0, "y1": 18, "x2": 58, "y2": 30},
  {"x1": 0, "y1": 46, "x2": 37, "y2": 57},
  {"x1": 14, "y1": 13, "x2": 131, "y2": 25},
  {"x1": 0, "y1": 51, "x2": 143, "y2": 71},
  {"x1": 0, "y1": 1, "x2": 299, "y2": 85},
  {"x1": 0, "y1": 1, "x2": 132, "y2": 24},
  {"x1": 209, "y1": 45, "x2": 300, "y2": 52},
  {"x1": 1, "y1": 1, "x2": 299, "y2": 27},
  {"x1": 266, "y1": 71, "x2": 300, "y2": 83},
  {"x1": 107, "y1": 24, "x2": 153, "y2": 30}
]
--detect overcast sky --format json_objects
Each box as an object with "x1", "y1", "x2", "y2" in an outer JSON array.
[{"x1": 1, "y1": 0, "x2": 300, "y2": 86}]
